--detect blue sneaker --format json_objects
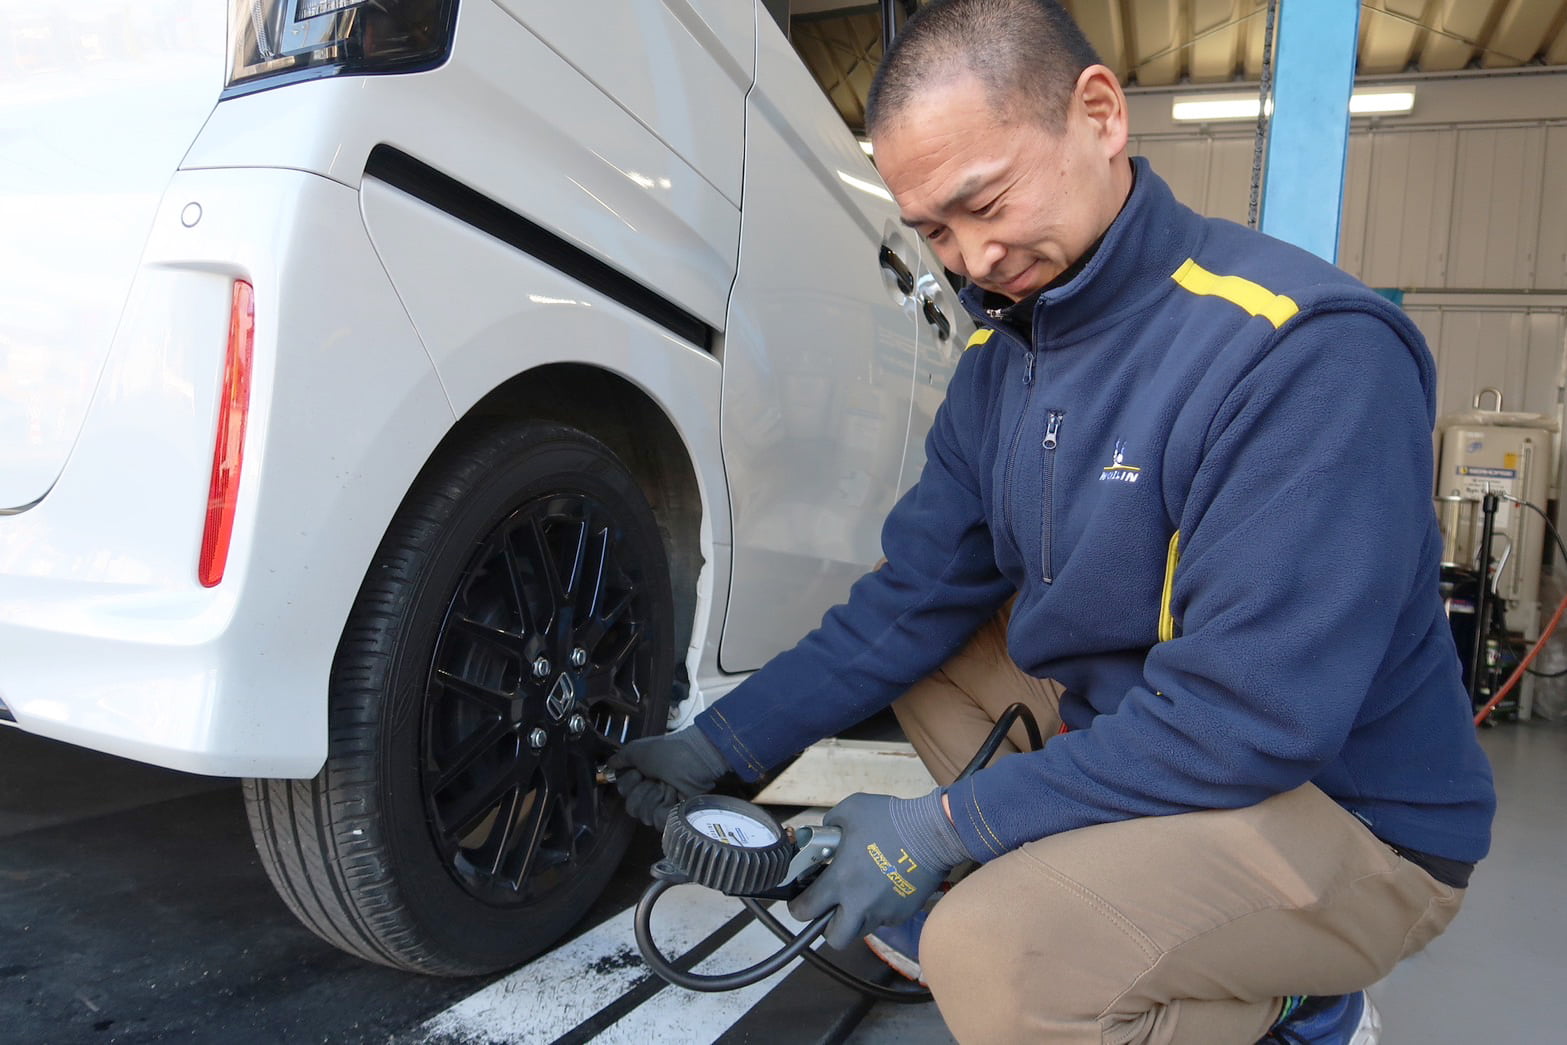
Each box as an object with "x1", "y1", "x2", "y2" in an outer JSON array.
[
  {"x1": 1262, "y1": 992, "x2": 1380, "y2": 1044},
  {"x1": 864, "y1": 909, "x2": 929, "y2": 985}
]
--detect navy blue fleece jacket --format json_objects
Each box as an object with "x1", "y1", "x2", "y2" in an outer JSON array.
[{"x1": 695, "y1": 158, "x2": 1495, "y2": 865}]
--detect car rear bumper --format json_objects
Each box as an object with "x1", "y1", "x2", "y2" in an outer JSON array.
[{"x1": 0, "y1": 167, "x2": 454, "y2": 777}]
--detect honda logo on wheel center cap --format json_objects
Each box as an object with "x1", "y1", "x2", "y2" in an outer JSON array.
[{"x1": 545, "y1": 673, "x2": 576, "y2": 721}]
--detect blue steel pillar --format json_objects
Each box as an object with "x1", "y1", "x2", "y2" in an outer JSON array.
[{"x1": 1259, "y1": 0, "x2": 1360, "y2": 263}]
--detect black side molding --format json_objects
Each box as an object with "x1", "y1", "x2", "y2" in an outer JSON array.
[{"x1": 363, "y1": 145, "x2": 715, "y2": 351}]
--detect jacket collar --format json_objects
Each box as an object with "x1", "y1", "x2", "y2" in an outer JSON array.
[{"x1": 959, "y1": 157, "x2": 1204, "y2": 346}]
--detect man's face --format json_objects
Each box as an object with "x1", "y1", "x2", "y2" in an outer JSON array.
[{"x1": 874, "y1": 70, "x2": 1131, "y2": 303}]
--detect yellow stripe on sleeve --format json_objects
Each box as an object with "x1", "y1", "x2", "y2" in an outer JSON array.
[
  {"x1": 965, "y1": 328, "x2": 994, "y2": 351},
  {"x1": 1158, "y1": 531, "x2": 1181, "y2": 643},
  {"x1": 1171, "y1": 259, "x2": 1299, "y2": 329}
]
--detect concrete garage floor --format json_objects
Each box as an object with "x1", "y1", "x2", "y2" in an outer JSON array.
[
  {"x1": 851, "y1": 721, "x2": 1567, "y2": 1044},
  {"x1": 1, "y1": 722, "x2": 1561, "y2": 1043}
]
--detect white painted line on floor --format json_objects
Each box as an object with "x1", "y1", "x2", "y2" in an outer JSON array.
[
  {"x1": 413, "y1": 810, "x2": 828, "y2": 1044},
  {"x1": 588, "y1": 906, "x2": 813, "y2": 1044},
  {"x1": 411, "y1": 884, "x2": 732, "y2": 1044}
]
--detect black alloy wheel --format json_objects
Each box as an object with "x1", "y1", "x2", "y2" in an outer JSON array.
[
  {"x1": 244, "y1": 422, "x2": 673, "y2": 975},
  {"x1": 424, "y1": 489, "x2": 656, "y2": 907}
]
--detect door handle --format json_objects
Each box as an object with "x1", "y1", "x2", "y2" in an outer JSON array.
[
  {"x1": 879, "y1": 245, "x2": 915, "y2": 295},
  {"x1": 920, "y1": 293, "x2": 951, "y2": 340}
]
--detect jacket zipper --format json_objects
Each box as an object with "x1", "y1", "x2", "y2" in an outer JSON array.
[
  {"x1": 1000, "y1": 349, "x2": 1036, "y2": 556},
  {"x1": 1041, "y1": 410, "x2": 1063, "y2": 583}
]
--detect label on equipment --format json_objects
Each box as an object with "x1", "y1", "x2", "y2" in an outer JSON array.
[
  {"x1": 1454, "y1": 467, "x2": 1515, "y2": 529},
  {"x1": 686, "y1": 809, "x2": 781, "y2": 848}
]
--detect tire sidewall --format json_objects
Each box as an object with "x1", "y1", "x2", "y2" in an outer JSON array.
[{"x1": 348, "y1": 423, "x2": 672, "y2": 973}]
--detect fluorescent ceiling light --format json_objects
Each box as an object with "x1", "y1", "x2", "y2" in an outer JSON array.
[
  {"x1": 1172, "y1": 96, "x2": 1265, "y2": 121},
  {"x1": 858, "y1": 139, "x2": 875, "y2": 156},
  {"x1": 1172, "y1": 86, "x2": 1415, "y2": 122},
  {"x1": 1349, "y1": 89, "x2": 1416, "y2": 114}
]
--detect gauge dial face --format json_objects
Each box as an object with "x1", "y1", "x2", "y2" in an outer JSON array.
[{"x1": 684, "y1": 808, "x2": 781, "y2": 848}]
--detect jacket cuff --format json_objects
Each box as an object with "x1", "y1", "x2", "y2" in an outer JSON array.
[{"x1": 693, "y1": 705, "x2": 770, "y2": 782}]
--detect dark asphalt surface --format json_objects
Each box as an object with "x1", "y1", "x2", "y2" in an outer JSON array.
[{"x1": 0, "y1": 727, "x2": 665, "y2": 1044}]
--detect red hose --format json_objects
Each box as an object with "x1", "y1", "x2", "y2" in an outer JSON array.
[{"x1": 1473, "y1": 584, "x2": 1567, "y2": 726}]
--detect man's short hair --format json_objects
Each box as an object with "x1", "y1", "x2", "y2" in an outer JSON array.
[{"x1": 866, "y1": 0, "x2": 1102, "y2": 137}]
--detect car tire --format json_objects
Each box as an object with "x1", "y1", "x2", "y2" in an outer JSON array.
[{"x1": 242, "y1": 421, "x2": 673, "y2": 975}]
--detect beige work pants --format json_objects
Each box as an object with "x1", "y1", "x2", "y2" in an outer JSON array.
[{"x1": 891, "y1": 603, "x2": 1465, "y2": 1044}]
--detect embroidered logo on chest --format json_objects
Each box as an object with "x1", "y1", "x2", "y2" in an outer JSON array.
[{"x1": 1100, "y1": 439, "x2": 1142, "y2": 484}]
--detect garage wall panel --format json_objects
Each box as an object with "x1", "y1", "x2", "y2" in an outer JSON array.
[
  {"x1": 1131, "y1": 137, "x2": 1214, "y2": 214},
  {"x1": 1445, "y1": 126, "x2": 1547, "y2": 289},
  {"x1": 1338, "y1": 133, "x2": 1373, "y2": 278},
  {"x1": 1525, "y1": 312, "x2": 1566, "y2": 408},
  {"x1": 1536, "y1": 126, "x2": 1567, "y2": 289},
  {"x1": 1355, "y1": 129, "x2": 1457, "y2": 289},
  {"x1": 1205, "y1": 137, "x2": 1258, "y2": 227},
  {"x1": 1404, "y1": 306, "x2": 1565, "y2": 420}
]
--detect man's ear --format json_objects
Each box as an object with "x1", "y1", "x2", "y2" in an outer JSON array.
[{"x1": 1074, "y1": 64, "x2": 1130, "y2": 158}]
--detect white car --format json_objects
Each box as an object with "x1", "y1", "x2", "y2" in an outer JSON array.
[{"x1": 0, "y1": 0, "x2": 965, "y2": 974}]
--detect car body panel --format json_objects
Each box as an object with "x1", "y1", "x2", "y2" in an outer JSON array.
[
  {"x1": 182, "y1": 0, "x2": 739, "y2": 335},
  {"x1": 716, "y1": 12, "x2": 924, "y2": 671},
  {"x1": 491, "y1": 0, "x2": 755, "y2": 206},
  {"x1": 899, "y1": 249, "x2": 972, "y2": 494},
  {"x1": 0, "y1": 0, "x2": 225, "y2": 510}
]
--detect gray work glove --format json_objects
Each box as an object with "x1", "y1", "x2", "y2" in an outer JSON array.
[
  {"x1": 607, "y1": 727, "x2": 731, "y2": 827},
  {"x1": 788, "y1": 790, "x2": 974, "y2": 951}
]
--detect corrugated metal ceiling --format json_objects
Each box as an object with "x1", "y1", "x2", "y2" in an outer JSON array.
[{"x1": 791, "y1": 1, "x2": 1567, "y2": 130}]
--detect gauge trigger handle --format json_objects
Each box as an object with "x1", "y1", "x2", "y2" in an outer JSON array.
[{"x1": 778, "y1": 824, "x2": 841, "y2": 888}]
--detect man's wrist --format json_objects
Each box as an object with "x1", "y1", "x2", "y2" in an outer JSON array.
[
  {"x1": 656, "y1": 726, "x2": 732, "y2": 795},
  {"x1": 674, "y1": 725, "x2": 731, "y2": 780},
  {"x1": 889, "y1": 788, "x2": 978, "y2": 871}
]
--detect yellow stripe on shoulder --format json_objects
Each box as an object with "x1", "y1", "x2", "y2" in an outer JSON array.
[
  {"x1": 1171, "y1": 259, "x2": 1299, "y2": 329},
  {"x1": 965, "y1": 328, "x2": 995, "y2": 351}
]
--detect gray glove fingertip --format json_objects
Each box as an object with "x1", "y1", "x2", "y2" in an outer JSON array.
[
  {"x1": 823, "y1": 907, "x2": 863, "y2": 952},
  {"x1": 613, "y1": 767, "x2": 646, "y2": 799},
  {"x1": 787, "y1": 865, "x2": 843, "y2": 922},
  {"x1": 786, "y1": 889, "x2": 824, "y2": 925},
  {"x1": 626, "y1": 783, "x2": 670, "y2": 826}
]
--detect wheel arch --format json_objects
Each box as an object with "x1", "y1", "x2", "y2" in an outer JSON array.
[{"x1": 447, "y1": 363, "x2": 707, "y2": 703}]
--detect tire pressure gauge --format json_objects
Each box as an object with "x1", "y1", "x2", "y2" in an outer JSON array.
[{"x1": 658, "y1": 795, "x2": 840, "y2": 898}]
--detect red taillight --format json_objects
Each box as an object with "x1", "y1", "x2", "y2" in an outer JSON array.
[{"x1": 199, "y1": 281, "x2": 255, "y2": 588}]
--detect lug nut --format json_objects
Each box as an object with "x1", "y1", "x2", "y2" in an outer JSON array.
[
  {"x1": 568, "y1": 714, "x2": 587, "y2": 736},
  {"x1": 570, "y1": 647, "x2": 588, "y2": 668},
  {"x1": 529, "y1": 727, "x2": 548, "y2": 750},
  {"x1": 532, "y1": 656, "x2": 551, "y2": 678}
]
